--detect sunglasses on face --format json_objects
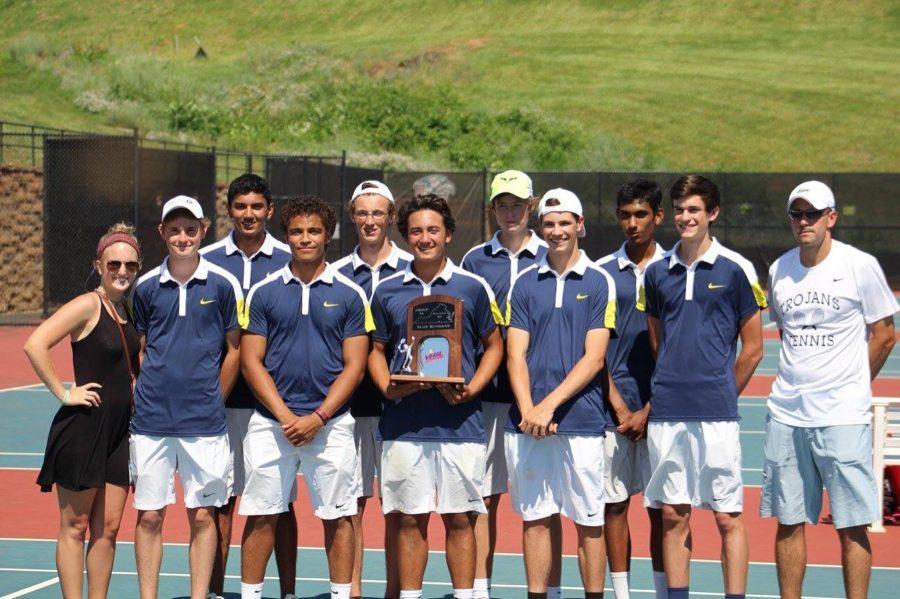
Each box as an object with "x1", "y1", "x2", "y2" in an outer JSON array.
[
  {"x1": 788, "y1": 208, "x2": 829, "y2": 221},
  {"x1": 105, "y1": 260, "x2": 141, "y2": 273}
]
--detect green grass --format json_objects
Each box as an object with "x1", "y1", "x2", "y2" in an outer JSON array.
[{"x1": 0, "y1": 0, "x2": 897, "y2": 170}]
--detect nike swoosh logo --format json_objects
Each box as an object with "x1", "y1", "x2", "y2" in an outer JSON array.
[
  {"x1": 200, "y1": 298, "x2": 216, "y2": 305},
  {"x1": 335, "y1": 502, "x2": 347, "y2": 509},
  {"x1": 202, "y1": 492, "x2": 214, "y2": 498},
  {"x1": 707, "y1": 283, "x2": 725, "y2": 290},
  {"x1": 587, "y1": 511, "x2": 598, "y2": 518},
  {"x1": 576, "y1": 293, "x2": 589, "y2": 300},
  {"x1": 324, "y1": 301, "x2": 339, "y2": 308},
  {"x1": 833, "y1": 277, "x2": 845, "y2": 282}
]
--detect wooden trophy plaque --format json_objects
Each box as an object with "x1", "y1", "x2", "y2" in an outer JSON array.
[{"x1": 390, "y1": 294, "x2": 465, "y2": 384}]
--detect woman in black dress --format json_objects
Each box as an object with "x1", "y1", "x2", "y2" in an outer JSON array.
[{"x1": 24, "y1": 223, "x2": 141, "y2": 599}]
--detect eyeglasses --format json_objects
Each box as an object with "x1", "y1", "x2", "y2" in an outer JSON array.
[
  {"x1": 788, "y1": 208, "x2": 829, "y2": 222},
  {"x1": 105, "y1": 260, "x2": 141, "y2": 273},
  {"x1": 352, "y1": 210, "x2": 389, "y2": 223}
]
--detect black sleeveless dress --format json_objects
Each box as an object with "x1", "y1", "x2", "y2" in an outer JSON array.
[{"x1": 37, "y1": 298, "x2": 140, "y2": 492}]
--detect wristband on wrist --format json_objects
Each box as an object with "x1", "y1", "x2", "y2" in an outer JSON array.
[
  {"x1": 313, "y1": 407, "x2": 331, "y2": 425},
  {"x1": 60, "y1": 389, "x2": 70, "y2": 405}
]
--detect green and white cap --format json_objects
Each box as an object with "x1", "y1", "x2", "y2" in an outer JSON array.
[{"x1": 489, "y1": 170, "x2": 533, "y2": 203}]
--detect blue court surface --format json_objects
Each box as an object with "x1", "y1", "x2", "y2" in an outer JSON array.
[
  {"x1": 0, "y1": 386, "x2": 777, "y2": 484},
  {"x1": 3, "y1": 383, "x2": 900, "y2": 597},
  {"x1": 0, "y1": 539, "x2": 897, "y2": 598}
]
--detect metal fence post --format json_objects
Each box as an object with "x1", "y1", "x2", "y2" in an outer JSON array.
[
  {"x1": 0, "y1": 121, "x2": 4, "y2": 164},
  {"x1": 245, "y1": 153, "x2": 252, "y2": 175},
  {"x1": 482, "y1": 167, "x2": 490, "y2": 241},
  {"x1": 133, "y1": 128, "x2": 140, "y2": 229},
  {"x1": 41, "y1": 131, "x2": 48, "y2": 318},
  {"x1": 339, "y1": 150, "x2": 347, "y2": 256},
  {"x1": 31, "y1": 125, "x2": 36, "y2": 167}
]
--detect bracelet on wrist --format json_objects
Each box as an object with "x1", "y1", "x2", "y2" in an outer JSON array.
[
  {"x1": 313, "y1": 407, "x2": 331, "y2": 425},
  {"x1": 60, "y1": 389, "x2": 70, "y2": 405}
]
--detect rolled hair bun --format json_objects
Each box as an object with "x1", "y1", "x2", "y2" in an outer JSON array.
[{"x1": 96, "y1": 222, "x2": 141, "y2": 260}]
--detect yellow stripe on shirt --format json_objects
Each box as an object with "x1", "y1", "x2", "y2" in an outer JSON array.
[
  {"x1": 490, "y1": 299, "x2": 505, "y2": 326},
  {"x1": 604, "y1": 299, "x2": 616, "y2": 329},
  {"x1": 364, "y1": 305, "x2": 376, "y2": 333},
  {"x1": 751, "y1": 281, "x2": 768, "y2": 309}
]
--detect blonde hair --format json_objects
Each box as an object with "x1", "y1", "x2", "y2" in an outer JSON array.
[
  {"x1": 104, "y1": 222, "x2": 137, "y2": 237},
  {"x1": 96, "y1": 222, "x2": 141, "y2": 261}
]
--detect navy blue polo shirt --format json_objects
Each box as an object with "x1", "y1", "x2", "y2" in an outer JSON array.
[
  {"x1": 596, "y1": 242, "x2": 665, "y2": 413},
  {"x1": 131, "y1": 257, "x2": 243, "y2": 437},
  {"x1": 245, "y1": 264, "x2": 374, "y2": 420},
  {"x1": 642, "y1": 238, "x2": 767, "y2": 421},
  {"x1": 201, "y1": 231, "x2": 291, "y2": 409},
  {"x1": 506, "y1": 251, "x2": 617, "y2": 436},
  {"x1": 462, "y1": 231, "x2": 548, "y2": 404},
  {"x1": 332, "y1": 242, "x2": 413, "y2": 418},
  {"x1": 371, "y1": 259, "x2": 501, "y2": 442}
]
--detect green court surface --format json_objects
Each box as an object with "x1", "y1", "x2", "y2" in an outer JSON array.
[{"x1": 1, "y1": 539, "x2": 896, "y2": 599}]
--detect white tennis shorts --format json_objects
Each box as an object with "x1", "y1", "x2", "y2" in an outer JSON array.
[
  {"x1": 380, "y1": 440, "x2": 487, "y2": 515},
  {"x1": 226, "y1": 407, "x2": 254, "y2": 497},
  {"x1": 482, "y1": 401, "x2": 511, "y2": 497},
  {"x1": 239, "y1": 411, "x2": 359, "y2": 519},
  {"x1": 354, "y1": 416, "x2": 382, "y2": 499},
  {"x1": 644, "y1": 421, "x2": 743, "y2": 512},
  {"x1": 130, "y1": 433, "x2": 231, "y2": 510},
  {"x1": 604, "y1": 429, "x2": 650, "y2": 503},
  {"x1": 505, "y1": 432, "x2": 606, "y2": 526}
]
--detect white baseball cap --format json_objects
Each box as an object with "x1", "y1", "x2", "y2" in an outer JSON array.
[
  {"x1": 351, "y1": 180, "x2": 394, "y2": 204},
  {"x1": 161, "y1": 195, "x2": 204, "y2": 221},
  {"x1": 538, "y1": 188, "x2": 586, "y2": 237},
  {"x1": 787, "y1": 180, "x2": 835, "y2": 212}
]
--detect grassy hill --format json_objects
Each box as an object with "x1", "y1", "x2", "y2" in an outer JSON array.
[{"x1": 1, "y1": 0, "x2": 897, "y2": 171}]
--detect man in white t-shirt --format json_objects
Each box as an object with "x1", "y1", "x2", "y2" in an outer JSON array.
[{"x1": 762, "y1": 180, "x2": 897, "y2": 599}]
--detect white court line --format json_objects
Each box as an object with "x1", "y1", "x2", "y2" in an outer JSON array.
[
  {"x1": 0, "y1": 568, "x2": 854, "y2": 598},
  {"x1": 0, "y1": 576, "x2": 59, "y2": 599},
  {"x1": 0, "y1": 467, "x2": 39, "y2": 471},
  {"x1": 0, "y1": 384, "x2": 45, "y2": 393},
  {"x1": 0, "y1": 453, "x2": 43, "y2": 457}
]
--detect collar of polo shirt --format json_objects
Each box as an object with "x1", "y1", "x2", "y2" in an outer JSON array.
[
  {"x1": 402, "y1": 258, "x2": 456, "y2": 285},
  {"x1": 488, "y1": 229, "x2": 546, "y2": 258},
  {"x1": 537, "y1": 250, "x2": 592, "y2": 278},
  {"x1": 224, "y1": 230, "x2": 278, "y2": 258},
  {"x1": 350, "y1": 241, "x2": 405, "y2": 271},
  {"x1": 668, "y1": 237, "x2": 722, "y2": 270},
  {"x1": 615, "y1": 241, "x2": 666, "y2": 271},
  {"x1": 278, "y1": 263, "x2": 335, "y2": 286},
  {"x1": 159, "y1": 256, "x2": 210, "y2": 284}
]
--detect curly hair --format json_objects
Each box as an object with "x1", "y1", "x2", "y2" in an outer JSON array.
[
  {"x1": 617, "y1": 178, "x2": 662, "y2": 213},
  {"x1": 279, "y1": 195, "x2": 337, "y2": 236},
  {"x1": 227, "y1": 173, "x2": 271, "y2": 206},
  {"x1": 397, "y1": 194, "x2": 455, "y2": 238}
]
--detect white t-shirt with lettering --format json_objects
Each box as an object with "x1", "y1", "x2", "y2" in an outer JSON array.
[{"x1": 767, "y1": 240, "x2": 897, "y2": 427}]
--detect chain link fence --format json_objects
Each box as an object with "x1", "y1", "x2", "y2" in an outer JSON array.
[{"x1": 1, "y1": 120, "x2": 897, "y2": 323}]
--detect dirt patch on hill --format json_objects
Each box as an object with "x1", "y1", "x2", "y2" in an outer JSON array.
[{"x1": 367, "y1": 37, "x2": 491, "y2": 78}]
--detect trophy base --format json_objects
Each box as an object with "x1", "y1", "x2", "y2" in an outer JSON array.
[{"x1": 390, "y1": 374, "x2": 466, "y2": 385}]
